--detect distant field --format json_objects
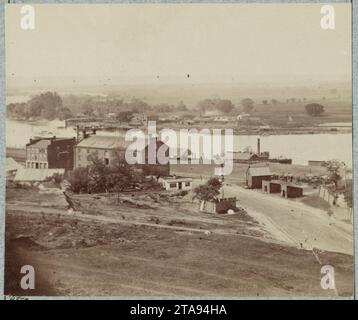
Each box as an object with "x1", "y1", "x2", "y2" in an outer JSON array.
[{"x1": 250, "y1": 99, "x2": 352, "y2": 127}]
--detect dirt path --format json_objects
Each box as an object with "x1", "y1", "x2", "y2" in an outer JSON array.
[
  {"x1": 6, "y1": 203, "x2": 283, "y2": 245},
  {"x1": 222, "y1": 184, "x2": 353, "y2": 255}
]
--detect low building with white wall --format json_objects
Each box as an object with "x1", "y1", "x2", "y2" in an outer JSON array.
[{"x1": 159, "y1": 176, "x2": 193, "y2": 191}]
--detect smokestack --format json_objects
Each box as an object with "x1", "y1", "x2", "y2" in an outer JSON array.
[{"x1": 257, "y1": 138, "x2": 261, "y2": 155}]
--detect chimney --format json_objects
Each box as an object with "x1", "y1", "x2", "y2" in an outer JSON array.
[{"x1": 257, "y1": 138, "x2": 261, "y2": 155}]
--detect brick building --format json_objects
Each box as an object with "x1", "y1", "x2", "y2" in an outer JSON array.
[{"x1": 26, "y1": 137, "x2": 76, "y2": 171}]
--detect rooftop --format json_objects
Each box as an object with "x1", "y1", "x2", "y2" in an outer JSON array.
[
  {"x1": 27, "y1": 137, "x2": 75, "y2": 148},
  {"x1": 161, "y1": 176, "x2": 193, "y2": 183},
  {"x1": 247, "y1": 166, "x2": 272, "y2": 176},
  {"x1": 76, "y1": 135, "x2": 130, "y2": 149},
  {"x1": 29, "y1": 140, "x2": 52, "y2": 149}
]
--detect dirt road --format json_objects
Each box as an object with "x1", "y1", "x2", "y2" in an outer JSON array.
[{"x1": 222, "y1": 184, "x2": 353, "y2": 255}]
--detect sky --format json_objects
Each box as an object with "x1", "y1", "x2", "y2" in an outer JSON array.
[{"x1": 5, "y1": 3, "x2": 352, "y2": 88}]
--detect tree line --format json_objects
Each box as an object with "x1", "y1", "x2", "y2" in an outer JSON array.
[
  {"x1": 7, "y1": 92, "x2": 73, "y2": 121},
  {"x1": 7, "y1": 91, "x2": 326, "y2": 121}
]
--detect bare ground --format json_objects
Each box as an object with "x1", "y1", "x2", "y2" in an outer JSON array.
[{"x1": 4, "y1": 187, "x2": 354, "y2": 297}]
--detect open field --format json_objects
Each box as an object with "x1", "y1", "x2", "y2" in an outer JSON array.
[
  {"x1": 5, "y1": 211, "x2": 354, "y2": 297},
  {"x1": 5, "y1": 186, "x2": 354, "y2": 297}
]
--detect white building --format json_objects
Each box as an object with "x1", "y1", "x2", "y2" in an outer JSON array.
[{"x1": 159, "y1": 176, "x2": 193, "y2": 191}]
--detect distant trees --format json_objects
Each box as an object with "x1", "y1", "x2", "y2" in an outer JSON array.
[
  {"x1": 196, "y1": 98, "x2": 234, "y2": 114},
  {"x1": 262, "y1": 100, "x2": 268, "y2": 105},
  {"x1": 215, "y1": 99, "x2": 234, "y2": 114},
  {"x1": 176, "y1": 101, "x2": 187, "y2": 111},
  {"x1": 29, "y1": 92, "x2": 62, "y2": 120},
  {"x1": 128, "y1": 98, "x2": 151, "y2": 113},
  {"x1": 305, "y1": 103, "x2": 325, "y2": 116},
  {"x1": 156, "y1": 103, "x2": 173, "y2": 113},
  {"x1": 117, "y1": 111, "x2": 134, "y2": 122},
  {"x1": 82, "y1": 101, "x2": 95, "y2": 116},
  {"x1": 7, "y1": 92, "x2": 68, "y2": 120},
  {"x1": 240, "y1": 98, "x2": 254, "y2": 113},
  {"x1": 57, "y1": 107, "x2": 73, "y2": 120},
  {"x1": 7, "y1": 102, "x2": 28, "y2": 118},
  {"x1": 197, "y1": 99, "x2": 216, "y2": 113}
]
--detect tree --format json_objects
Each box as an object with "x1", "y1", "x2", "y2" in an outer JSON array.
[
  {"x1": 156, "y1": 103, "x2": 173, "y2": 113},
  {"x1": 82, "y1": 103, "x2": 94, "y2": 116},
  {"x1": 240, "y1": 98, "x2": 254, "y2": 113},
  {"x1": 57, "y1": 107, "x2": 73, "y2": 120},
  {"x1": 128, "y1": 98, "x2": 151, "y2": 113},
  {"x1": 176, "y1": 101, "x2": 187, "y2": 111},
  {"x1": 68, "y1": 167, "x2": 90, "y2": 193},
  {"x1": 262, "y1": 100, "x2": 268, "y2": 105},
  {"x1": 196, "y1": 99, "x2": 216, "y2": 113},
  {"x1": 193, "y1": 177, "x2": 222, "y2": 202},
  {"x1": 216, "y1": 99, "x2": 234, "y2": 114},
  {"x1": 28, "y1": 92, "x2": 62, "y2": 120},
  {"x1": 324, "y1": 160, "x2": 342, "y2": 187},
  {"x1": 117, "y1": 111, "x2": 134, "y2": 122},
  {"x1": 305, "y1": 103, "x2": 325, "y2": 116}
]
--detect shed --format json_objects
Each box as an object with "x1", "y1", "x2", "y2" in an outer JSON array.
[
  {"x1": 159, "y1": 176, "x2": 193, "y2": 191},
  {"x1": 281, "y1": 183, "x2": 303, "y2": 198},
  {"x1": 262, "y1": 180, "x2": 282, "y2": 194},
  {"x1": 199, "y1": 198, "x2": 237, "y2": 214},
  {"x1": 246, "y1": 166, "x2": 272, "y2": 189}
]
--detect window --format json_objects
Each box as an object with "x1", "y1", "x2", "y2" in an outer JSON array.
[
  {"x1": 169, "y1": 183, "x2": 177, "y2": 188},
  {"x1": 185, "y1": 182, "x2": 191, "y2": 187},
  {"x1": 105, "y1": 158, "x2": 109, "y2": 165}
]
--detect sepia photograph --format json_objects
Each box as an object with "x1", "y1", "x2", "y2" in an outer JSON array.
[{"x1": 3, "y1": 2, "x2": 354, "y2": 298}]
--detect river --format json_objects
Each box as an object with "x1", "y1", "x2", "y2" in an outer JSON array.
[{"x1": 6, "y1": 119, "x2": 352, "y2": 167}]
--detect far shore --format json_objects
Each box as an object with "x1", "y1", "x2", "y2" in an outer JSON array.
[{"x1": 6, "y1": 117, "x2": 352, "y2": 136}]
